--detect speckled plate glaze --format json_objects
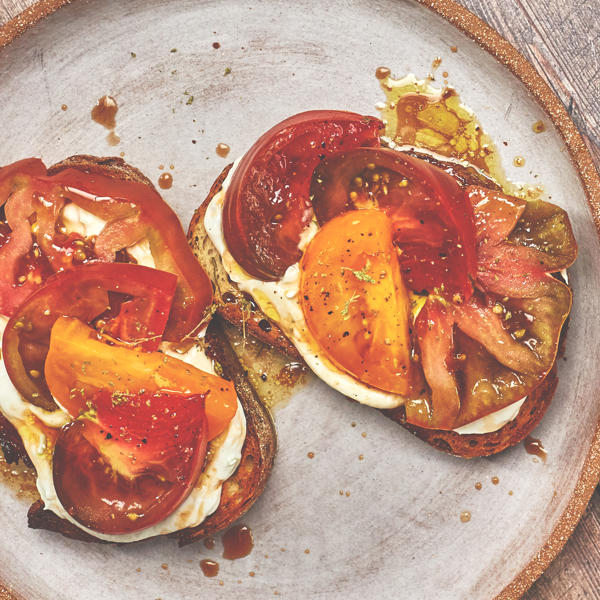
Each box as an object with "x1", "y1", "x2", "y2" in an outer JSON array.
[{"x1": 0, "y1": 1, "x2": 599, "y2": 599}]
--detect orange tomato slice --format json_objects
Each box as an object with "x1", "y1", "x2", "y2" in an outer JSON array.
[
  {"x1": 45, "y1": 316, "x2": 237, "y2": 440},
  {"x1": 300, "y1": 209, "x2": 414, "y2": 395}
]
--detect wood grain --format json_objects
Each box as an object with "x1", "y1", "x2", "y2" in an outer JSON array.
[{"x1": 0, "y1": 0, "x2": 598, "y2": 598}]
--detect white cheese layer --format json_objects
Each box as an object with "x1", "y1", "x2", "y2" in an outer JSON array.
[
  {"x1": 0, "y1": 315, "x2": 245, "y2": 543},
  {"x1": 204, "y1": 161, "x2": 526, "y2": 432},
  {"x1": 61, "y1": 203, "x2": 156, "y2": 268},
  {"x1": 452, "y1": 397, "x2": 526, "y2": 434}
]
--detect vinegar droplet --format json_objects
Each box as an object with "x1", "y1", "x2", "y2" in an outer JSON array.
[
  {"x1": 158, "y1": 172, "x2": 173, "y2": 189},
  {"x1": 216, "y1": 143, "x2": 231, "y2": 157},
  {"x1": 375, "y1": 66, "x2": 391, "y2": 80}
]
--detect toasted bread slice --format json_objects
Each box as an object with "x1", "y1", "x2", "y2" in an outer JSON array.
[
  {"x1": 188, "y1": 161, "x2": 565, "y2": 459},
  {"x1": 28, "y1": 315, "x2": 276, "y2": 545},
  {"x1": 1, "y1": 155, "x2": 276, "y2": 544}
]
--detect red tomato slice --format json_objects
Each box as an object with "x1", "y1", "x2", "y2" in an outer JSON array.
[
  {"x1": 53, "y1": 389, "x2": 208, "y2": 534},
  {"x1": 2, "y1": 263, "x2": 177, "y2": 407},
  {"x1": 43, "y1": 167, "x2": 213, "y2": 340},
  {"x1": 223, "y1": 110, "x2": 383, "y2": 280},
  {"x1": 0, "y1": 159, "x2": 212, "y2": 340},
  {"x1": 310, "y1": 148, "x2": 477, "y2": 300},
  {"x1": 45, "y1": 316, "x2": 237, "y2": 441}
]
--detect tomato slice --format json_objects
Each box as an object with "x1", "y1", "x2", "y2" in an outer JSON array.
[
  {"x1": 412, "y1": 299, "x2": 459, "y2": 429},
  {"x1": 406, "y1": 187, "x2": 576, "y2": 430},
  {"x1": 45, "y1": 316, "x2": 236, "y2": 440},
  {"x1": 53, "y1": 389, "x2": 208, "y2": 534},
  {"x1": 44, "y1": 167, "x2": 213, "y2": 340},
  {"x1": 300, "y1": 209, "x2": 417, "y2": 395},
  {"x1": 2, "y1": 263, "x2": 177, "y2": 409},
  {"x1": 223, "y1": 111, "x2": 383, "y2": 280},
  {"x1": 0, "y1": 159, "x2": 212, "y2": 339},
  {"x1": 310, "y1": 148, "x2": 477, "y2": 300}
]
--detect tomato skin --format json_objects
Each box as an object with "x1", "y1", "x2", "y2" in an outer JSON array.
[
  {"x1": 45, "y1": 316, "x2": 237, "y2": 441},
  {"x1": 0, "y1": 158, "x2": 46, "y2": 201},
  {"x1": 53, "y1": 389, "x2": 208, "y2": 535},
  {"x1": 46, "y1": 167, "x2": 213, "y2": 340},
  {"x1": 0, "y1": 159, "x2": 212, "y2": 339},
  {"x1": 223, "y1": 111, "x2": 383, "y2": 281},
  {"x1": 2, "y1": 263, "x2": 177, "y2": 408},
  {"x1": 310, "y1": 148, "x2": 477, "y2": 300}
]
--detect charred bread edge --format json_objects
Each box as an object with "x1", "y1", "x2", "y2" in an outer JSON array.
[
  {"x1": 0, "y1": 155, "x2": 276, "y2": 544},
  {"x1": 189, "y1": 160, "x2": 570, "y2": 459}
]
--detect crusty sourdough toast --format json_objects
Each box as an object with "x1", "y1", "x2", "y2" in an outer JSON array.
[
  {"x1": 27, "y1": 315, "x2": 276, "y2": 545},
  {"x1": 1, "y1": 156, "x2": 276, "y2": 544},
  {"x1": 187, "y1": 159, "x2": 564, "y2": 459}
]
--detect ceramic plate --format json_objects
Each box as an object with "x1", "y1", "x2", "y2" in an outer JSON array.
[{"x1": 0, "y1": 1, "x2": 599, "y2": 598}]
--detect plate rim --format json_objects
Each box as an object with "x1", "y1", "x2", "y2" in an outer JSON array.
[{"x1": 1, "y1": 0, "x2": 599, "y2": 598}]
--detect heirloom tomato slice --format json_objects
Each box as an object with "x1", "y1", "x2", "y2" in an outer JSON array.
[
  {"x1": 45, "y1": 316, "x2": 236, "y2": 441},
  {"x1": 0, "y1": 158, "x2": 212, "y2": 340},
  {"x1": 2, "y1": 263, "x2": 177, "y2": 409},
  {"x1": 53, "y1": 388, "x2": 208, "y2": 535},
  {"x1": 310, "y1": 148, "x2": 477, "y2": 300},
  {"x1": 223, "y1": 110, "x2": 383, "y2": 280}
]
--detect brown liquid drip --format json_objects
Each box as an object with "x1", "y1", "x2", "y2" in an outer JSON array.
[
  {"x1": 491, "y1": 476, "x2": 500, "y2": 485},
  {"x1": 307, "y1": 451, "x2": 315, "y2": 459},
  {"x1": 0, "y1": 452, "x2": 37, "y2": 502},
  {"x1": 60, "y1": 104, "x2": 68, "y2": 111},
  {"x1": 200, "y1": 559, "x2": 219, "y2": 577},
  {"x1": 375, "y1": 66, "x2": 391, "y2": 80},
  {"x1": 277, "y1": 362, "x2": 307, "y2": 386},
  {"x1": 91, "y1": 95, "x2": 118, "y2": 129},
  {"x1": 158, "y1": 173, "x2": 173, "y2": 190},
  {"x1": 460, "y1": 511, "x2": 471, "y2": 523},
  {"x1": 450, "y1": 45, "x2": 458, "y2": 53},
  {"x1": 222, "y1": 524, "x2": 254, "y2": 559},
  {"x1": 203, "y1": 536, "x2": 216, "y2": 549},
  {"x1": 524, "y1": 436, "x2": 547, "y2": 463},
  {"x1": 474, "y1": 482, "x2": 482, "y2": 490},
  {"x1": 216, "y1": 143, "x2": 231, "y2": 157},
  {"x1": 513, "y1": 155, "x2": 525, "y2": 167}
]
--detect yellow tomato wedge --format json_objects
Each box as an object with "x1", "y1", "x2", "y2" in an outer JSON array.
[
  {"x1": 300, "y1": 209, "x2": 414, "y2": 395},
  {"x1": 44, "y1": 316, "x2": 237, "y2": 440}
]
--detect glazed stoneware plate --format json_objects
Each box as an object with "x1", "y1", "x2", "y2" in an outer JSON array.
[{"x1": 0, "y1": 1, "x2": 599, "y2": 598}]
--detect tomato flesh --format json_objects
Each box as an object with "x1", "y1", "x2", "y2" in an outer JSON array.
[
  {"x1": 2, "y1": 263, "x2": 177, "y2": 408},
  {"x1": 44, "y1": 167, "x2": 213, "y2": 340},
  {"x1": 0, "y1": 159, "x2": 212, "y2": 340},
  {"x1": 53, "y1": 389, "x2": 208, "y2": 534},
  {"x1": 311, "y1": 148, "x2": 477, "y2": 300},
  {"x1": 45, "y1": 316, "x2": 237, "y2": 441},
  {"x1": 300, "y1": 209, "x2": 416, "y2": 395},
  {"x1": 223, "y1": 111, "x2": 383, "y2": 280}
]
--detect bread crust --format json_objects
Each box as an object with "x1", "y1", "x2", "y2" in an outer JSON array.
[
  {"x1": 189, "y1": 160, "x2": 569, "y2": 459},
  {"x1": 1, "y1": 155, "x2": 276, "y2": 544}
]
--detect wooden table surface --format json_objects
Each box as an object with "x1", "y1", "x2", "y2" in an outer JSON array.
[{"x1": 0, "y1": 0, "x2": 599, "y2": 598}]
